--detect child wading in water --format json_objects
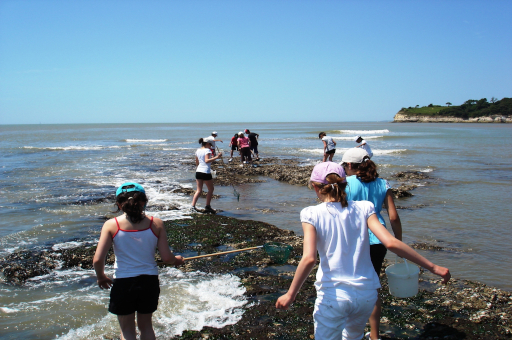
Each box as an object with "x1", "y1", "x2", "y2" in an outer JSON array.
[
  {"x1": 319, "y1": 132, "x2": 337, "y2": 162},
  {"x1": 192, "y1": 137, "x2": 223, "y2": 213},
  {"x1": 93, "y1": 182, "x2": 184, "y2": 340},
  {"x1": 275, "y1": 162, "x2": 450, "y2": 340}
]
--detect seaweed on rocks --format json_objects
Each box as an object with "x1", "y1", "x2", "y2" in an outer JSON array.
[{"x1": 2, "y1": 214, "x2": 511, "y2": 339}]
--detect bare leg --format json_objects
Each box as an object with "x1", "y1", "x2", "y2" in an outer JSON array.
[
  {"x1": 369, "y1": 295, "x2": 382, "y2": 340},
  {"x1": 137, "y1": 313, "x2": 156, "y2": 340},
  {"x1": 328, "y1": 153, "x2": 334, "y2": 162},
  {"x1": 192, "y1": 179, "x2": 204, "y2": 207},
  {"x1": 204, "y1": 180, "x2": 214, "y2": 206},
  {"x1": 323, "y1": 153, "x2": 328, "y2": 162},
  {"x1": 117, "y1": 313, "x2": 137, "y2": 340}
]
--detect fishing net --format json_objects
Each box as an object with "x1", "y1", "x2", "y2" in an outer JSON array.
[{"x1": 263, "y1": 242, "x2": 293, "y2": 264}]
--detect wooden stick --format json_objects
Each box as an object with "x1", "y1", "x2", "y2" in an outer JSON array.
[{"x1": 157, "y1": 246, "x2": 263, "y2": 265}]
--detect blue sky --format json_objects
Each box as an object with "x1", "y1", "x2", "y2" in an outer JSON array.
[{"x1": 1, "y1": 0, "x2": 511, "y2": 124}]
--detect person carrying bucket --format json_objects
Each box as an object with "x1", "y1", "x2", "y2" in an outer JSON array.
[
  {"x1": 275, "y1": 162, "x2": 450, "y2": 340},
  {"x1": 341, "y1": 148, "x2": 401, "y2": 340},
  {"x1": 93, "y1": 182, "x2": 184, "y2": 340}
]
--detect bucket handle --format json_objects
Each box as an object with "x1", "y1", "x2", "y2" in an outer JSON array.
[{"x1": 395, "y1": 255, "x2": 410, "y2": 272}]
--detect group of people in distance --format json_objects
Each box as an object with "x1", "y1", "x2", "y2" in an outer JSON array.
[
  {"x1": 320, "y1": 132, "x2": 373, "y2": 162},
  {"x1": 191, "y1": 129, "x2": 260, "y2": 214},
  {"x1": 228, "y1": 129, "x2": 260, "y2": 163},
  {"x1": 93, "y1": 131, "x2": 451, "y2": 340}
]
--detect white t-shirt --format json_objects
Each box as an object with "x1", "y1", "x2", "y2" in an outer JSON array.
[
  {"x1": 300, "y1": 200, "x2": 381, "y2": 296},
  {"x1": 204, "y1": 136, "x2": 216, "y2": 149},
  {"x1": 322, "y1": 136, "x2": 335, "y2": 151},
  {"x1": 196, "y1": 148, "x2": 212, "y2": 173},
  {"x1": 360, "y1": 141, "x2": 373, "y2": 158}
]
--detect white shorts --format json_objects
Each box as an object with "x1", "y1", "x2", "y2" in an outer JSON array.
[{"x1": 313, "y1": 286, "x2": 378, "y2": 340}]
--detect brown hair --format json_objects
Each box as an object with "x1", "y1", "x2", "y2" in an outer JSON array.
[
  {"x1": 348, "y1": 159, "x2": 379, "y2": 183},
  {"x1": 311, "y1": 173, "x2": 349, "y2": 207},
  {"x1": 115, "y1": 191, "x2": 148, "y2": 223}
]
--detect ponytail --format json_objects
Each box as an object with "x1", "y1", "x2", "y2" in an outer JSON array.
[
  {"x1": 115, "y1": 191, "x2": 148, "y2": 223},
  {"x1": 311, "y1": 173, "x2": 348, "y2": 207}
]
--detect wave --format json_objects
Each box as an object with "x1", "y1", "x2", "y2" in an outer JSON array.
[
  {"x1": 333, "y1": 135, "x2": 383, "y2": 140},
  {"x1": 22, "y1": 145, "x2": 124, "y2": 151},
  {"x1": 124, "y1": 139, "x2": 167, "y2": 143},
  {"x1": 56, "y1": 268, "x2": 248, "y2": 339},
  {"x1": 299, "y1": 148, "x2": 406, "y2": 155},
  {"x1": 336, "y1": 129, "x2": 390, "y2": 134}
]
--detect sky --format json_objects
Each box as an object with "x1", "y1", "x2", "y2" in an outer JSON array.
[{"x1": 0, "y1": 0, "x2": 511, "y2": 124}]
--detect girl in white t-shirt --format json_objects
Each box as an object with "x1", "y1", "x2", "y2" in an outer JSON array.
[
  {"x1": 276, "y1": 162, "x2": 450, "y2": 340},
  {"x1": 192, "y1": 138, "x2": 223, "y2": 213}
]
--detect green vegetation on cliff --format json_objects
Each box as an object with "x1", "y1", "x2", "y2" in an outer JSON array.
[{"x1": 400, "y1": 97, "x2": 512, "y2": 119}]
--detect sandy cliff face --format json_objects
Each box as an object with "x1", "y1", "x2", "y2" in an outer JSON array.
[{"x1": 393, "y1": 112, "x2": 512, "y2": 123}]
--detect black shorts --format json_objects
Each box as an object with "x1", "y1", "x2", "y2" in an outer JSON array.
[
  {"x1": 231, "y1": 145, "x2": 238, "y2": 151},
  {"x1": 325, "y1": 149, "x2": 336, "y2": 155},
  {"x1": 109, "y1": 275, "x2": 160, "y2": 315},
  {"x1": 196, "y1": 172, "x2": 213, "y2": 180},
  {"x1": 370, "y1": 244, "x2": 388, "y2": 275},
  {"x1": 250, "y1": 145, "x2": 258, "y2": 154}
]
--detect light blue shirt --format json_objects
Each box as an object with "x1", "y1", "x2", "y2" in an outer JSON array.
[{"x1": 345, "y1": 176, "x2": 389, "y2": 245}]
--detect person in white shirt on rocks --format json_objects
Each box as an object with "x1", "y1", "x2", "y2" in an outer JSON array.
[{"x1": 275, "y1": 162, "x2": 451, "y2": 340}]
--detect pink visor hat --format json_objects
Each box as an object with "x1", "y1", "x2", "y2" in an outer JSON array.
[{"x1": 310, "y1": 161, "x2": 346, "y2": 184}]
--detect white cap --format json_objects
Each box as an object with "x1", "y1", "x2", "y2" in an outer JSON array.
[
  {"x1": 342, "y1": 148, "x2": 370, "y2": 164},
  {"x1": 238, "y1": 131, "x2": 244, "y2": 135},
  {"x1": 354, "y1": 135, "x2": 362, "y2": 142},
  {"x1": 212, "y1": 131, "x2": 218, "y2": 135}
]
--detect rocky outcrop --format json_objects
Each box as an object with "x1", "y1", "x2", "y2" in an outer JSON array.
[{"x1": 393, "y1": 112, "x2": 512, "y2": 123}]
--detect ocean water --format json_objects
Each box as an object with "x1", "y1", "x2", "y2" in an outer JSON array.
[{"x1": 0, "y1": 122, "x2": 511, "y2": 339}]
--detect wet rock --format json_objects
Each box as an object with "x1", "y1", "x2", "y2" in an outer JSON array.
[
  {"x1": 393, "y1": 170, "x2": 431, "y2": 181},
  {"x1": 172, "y1": 187, "x2": 220, "y2": 199}
]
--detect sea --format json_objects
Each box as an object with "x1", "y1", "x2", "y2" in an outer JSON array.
[{"x1": 0, "y1": 122, "x2": 511, "y2": 339}]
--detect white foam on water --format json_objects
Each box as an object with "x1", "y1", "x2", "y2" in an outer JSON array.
[
  {"x1": 0, "y1": 307, "x2": 20, "y2": 313},
  {"x1": 333, "y1": 135, "x2": 383, "y2": 140},
  {"x1": 418, "y1": 168, "x2": 434, "y2": 173},
  {"x1": 23, "y1": 145, "x2": 124, "y2": 151},
  {"x1": 298, "y1": 148, "x2": 406, "y2": 157},
  {"x1": 52, "y1": 241, "x2": 90, "y2": 251},
  {"x1": 57, "y1": 268, "x2": 249, "y2": 339},
  {"x1": 372, "y1": 149, "x2": 407, "y2": 155},
  {"x1": 124, "y1": 139, "x2": 167, "y2": 143},
  {"x1": 336, "y1": 129, "x2": 390, "y2": 134}
]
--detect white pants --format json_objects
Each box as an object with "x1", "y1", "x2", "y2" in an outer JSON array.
[{"x1": 313, "y1": 286, "x2": 378, "y2": 340}]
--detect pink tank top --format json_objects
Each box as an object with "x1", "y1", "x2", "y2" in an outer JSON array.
[{"x1": 112, "y1": 217, "x2": 159, "y2": 279}]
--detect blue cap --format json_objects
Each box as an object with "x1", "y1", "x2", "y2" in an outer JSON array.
[{"x1": 116, "y1": 182, "x2": 145, "y2": 197}]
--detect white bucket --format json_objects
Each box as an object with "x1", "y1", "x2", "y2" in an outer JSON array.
[
  {"x1": 211, "y1": 170, "x2": 217, "y2": 179},
  {"x1": 385, "y1": 257, "x2": 420, "y2": 298}
]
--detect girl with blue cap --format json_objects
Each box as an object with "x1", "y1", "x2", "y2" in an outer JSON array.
[
  {"x1": 275, "y1": 162, "x2": 450, "y2": 340},
  {"x1": 93, "y1": 182, "x2": 184, "y2": 340}
]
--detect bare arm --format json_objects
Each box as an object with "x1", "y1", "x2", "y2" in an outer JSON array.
[
  {"x1": 367, "y1": 214, "x2": 450, "y2": 283},
  {"x1": 93, "y1": 220, "x2": 116, "y2": 289},
  {"x1": 154, "y1": 218, "x2": 184, "y2": 265},
  {"x1": 322, "y1": 140, "x2": 327, "y2": 151},
  {"x1": 384, "y1": 189, "x2": 402, "y2": 241},
  {"x1": 276, "y1": 223, "x2": 317, "y2": 310},
  {"x1": 204, "y1": 151, "x2": 222, "y2": 163},
  {"x1": 195, "y1": 155, "x2": 199, "y2": 166}
]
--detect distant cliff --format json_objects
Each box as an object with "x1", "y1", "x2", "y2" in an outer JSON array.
[
  {"x1": 393, "y1": 97, "x2": 512, "y2": 123},
  {"x1": 393, "y1": 112, "x2": 512, "y2": 123}
]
